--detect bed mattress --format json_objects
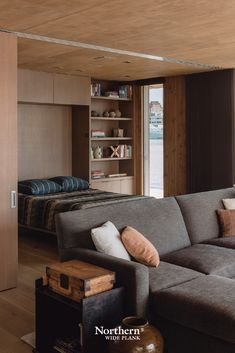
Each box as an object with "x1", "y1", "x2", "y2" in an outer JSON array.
[{"x1": 18, "y1": 189, "x2": 146, "y2": 233}]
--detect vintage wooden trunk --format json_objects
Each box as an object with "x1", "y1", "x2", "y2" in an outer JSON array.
[{"x1": 46, "y1": 260, "x2": 115, "y2": 301}]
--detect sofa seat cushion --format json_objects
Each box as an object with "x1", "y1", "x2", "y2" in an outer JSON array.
[
  {"x1": 152, "y1": 275, "x2": 235, "y2": 344},
  {"x1": 162, "y1": 244, "x2": 235, "y2": 278},
  {"x1": 149, "y1": 261, "x2": 203, "y2": 293},
  {"x1": 204, "y1": 237, "x2": 235, "y2": 250}
]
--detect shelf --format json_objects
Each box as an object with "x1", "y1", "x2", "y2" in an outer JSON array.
[
  {"x1": 91, "y1": 157, "x2": 132, "y2": 162},
  {"x1": 91, "y1": 176, "x2": 134, "y2": 182},
  {"x1": 91, "y1": 96, "x2": 132, "y2": 101},
  {"x1": 91, "y1": 117, "x2": 132, "y2": 121},
  {"x1": 91, "y1": 137, "x2": 133, "y2": 141}
]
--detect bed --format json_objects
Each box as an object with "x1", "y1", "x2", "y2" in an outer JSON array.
[{"x1": 18, "y1": 188, "x2": 147, "y2": 234}]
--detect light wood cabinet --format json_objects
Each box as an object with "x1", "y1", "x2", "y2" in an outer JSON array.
[
  {"x1": 18, "y1": 69, "x2": 54, "y2": 103},
  {"x1": 0, "y1": 33, "x2": 18, "y2": 291},
  {"x1": 18, "y1": 70, "x2": 90, "y2": 106},
  {"x1": 53, "y1": 73, "x2": 90, "y2": 105},
  {"x1": 120, "y1": 178, "x2": 134, "y2": 194},
  {"x1": 91, "y1": 177, "x2": 134, "y2": 194},
  {"x1": 91, "y1": 179, "x2": 121, "y2": 193}
]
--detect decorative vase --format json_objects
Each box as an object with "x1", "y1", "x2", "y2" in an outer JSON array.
[
  {"x1": 103, "y1": 111, "x2": 110, "y2": 117},
  {"x1": 109, "y1": 110, "x2": 116, "y2": 117},
  {"x1": 113, "y1": 128, "x2": 124, "y2": 137},
  {"x1": 91, "y1": 110, "x2": 98, "y2": 117},
  {"x1": 94, "y1": 146, "x2": 103, "y2": 159},
  {"x1": 107, "y1": 316, "x2": 164, "y2": 353},
  {"x1": 115, "y1": 109, "x2": 122, "y2": 117}
]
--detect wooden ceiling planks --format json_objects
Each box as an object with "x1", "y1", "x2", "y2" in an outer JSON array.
[
  {"x1": 17, "y1": 38, "x2": 209, "y2": 81},
  {"x1": 1, "y1": 0, "x2": 235, "y2": 78}
]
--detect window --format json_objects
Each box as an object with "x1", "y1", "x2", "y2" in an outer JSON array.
[{"x1": 144, "y1": 84, "x2": 164, "y2": 198}]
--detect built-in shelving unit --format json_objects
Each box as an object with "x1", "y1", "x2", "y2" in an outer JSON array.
[{"x1": 72, "y1": 79, "x2": 135, "y2": 194}]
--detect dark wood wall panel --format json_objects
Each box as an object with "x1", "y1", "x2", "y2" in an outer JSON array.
[
  {"x1": 133, "y1": 85, "x2": 144, "y2": 195},
  {"x1": 186, "y1": 69, "x2": 235, "y2": 193},
  {"x1": 164, "y1": 76, "x2": 187, "y2": 196}
]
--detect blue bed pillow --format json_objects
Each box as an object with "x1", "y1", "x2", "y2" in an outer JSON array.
[
  {"x1": 49, "y1": 176, "x2": 89, "y2": 192},
  {"x1": 18, "y1": 179, "x2": 62, "y2": 195}
]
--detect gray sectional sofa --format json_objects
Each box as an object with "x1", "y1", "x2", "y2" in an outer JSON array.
[{"x1": 56, "y1": 188, "x2": 235, "y2": 353}]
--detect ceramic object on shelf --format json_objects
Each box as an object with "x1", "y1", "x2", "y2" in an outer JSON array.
[
  {"x1": 94, "y1": 146, "x2": 103, "y2": 159},
  {"x1": 91, "y1": 110, "x2": 98, "y2": 117},
  {"x1": 113, "y1": 128, "x2": 124, "y2": 137},
  {"x1": 90, "y1": 147, "x2": 94, "y2": 159},
  {"x1": 109, "y1": 110, "x2": 116, "y2": 117},
  {"x1": 103, "y1": 111, "x2": 110, "y2": 117},
  {"x1": 115, "y1": 109, "x2": 122, "y2": 117},
  {"x1": 107, "y1": 316, "x2": 164, "y2": 353}
]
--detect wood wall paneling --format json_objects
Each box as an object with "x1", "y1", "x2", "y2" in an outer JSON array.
[
  {"x1": 164, "y1": 76, "x2": 187, "y2": 196},
  {"x1": 133, "y1": 85, "x2": 144, "y2": 194},
  {"x1": 18, "y1": 69, "x2": 54, "y2": 103},
  {"x1": 53, "y1": 74, "x2": 91, "y2": 105},
  {"x1": 18, "y1": 104, "x2": 72, "y2": 180},
  {"x1": 0, "y1": 32, "x2": 18, "y2": 290},
  {"x1": 72, "y1": 106, "x2": 90, "y2": 181},
  {"x1": 186, "y1": 69, "x2": 235, "y2": 192}
]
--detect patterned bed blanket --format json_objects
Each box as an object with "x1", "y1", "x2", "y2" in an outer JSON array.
[{"x1": 18, "y1": 189, "x2": 147, "y2": 232}]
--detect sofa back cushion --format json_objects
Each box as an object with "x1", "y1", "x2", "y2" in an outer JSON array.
[
  {"x1": 176, "y1": 188, "x2": 235, "y2": 244},
  {"x1": 56, "y1": 197, "x2": 191, "y2": 257}
]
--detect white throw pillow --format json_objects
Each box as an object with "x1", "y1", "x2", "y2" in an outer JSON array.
[
  {"x1": 91, "y1": 221, "x2": 131, "y2": 261},
  {"x1": 222, "y1": 198, "x2": 235, "y2": 210}
]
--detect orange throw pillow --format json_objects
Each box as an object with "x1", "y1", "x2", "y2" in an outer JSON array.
[
  {"x1": 121, "y1": 226, "x2": 160, "y2": 267},
  {"x1": 217, "y1": 209, "x2": 235, "y2": 237}
]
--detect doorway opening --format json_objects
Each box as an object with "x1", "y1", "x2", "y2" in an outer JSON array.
[{"x1": 143, "y1": 84, "x2": 164, "y2": 198}]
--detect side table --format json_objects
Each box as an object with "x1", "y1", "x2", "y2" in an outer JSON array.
[{"x1": 34, "y1": 278, "x2": 124, "y2": 353}]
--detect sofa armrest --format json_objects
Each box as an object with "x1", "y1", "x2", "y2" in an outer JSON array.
[{"x1": 60, "y1": 247, "x2": 149, "y2": 317}]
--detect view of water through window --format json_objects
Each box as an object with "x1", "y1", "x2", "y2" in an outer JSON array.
[{"x1": 149, "y1": 85, "x2": 164, "y2": 198}]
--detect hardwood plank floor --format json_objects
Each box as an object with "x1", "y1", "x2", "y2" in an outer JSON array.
[{"x1": 0, "y1": 232, "x2": 58, "y2": 353}]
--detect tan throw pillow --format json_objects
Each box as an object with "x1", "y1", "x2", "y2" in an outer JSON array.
[
  {"x1": 217, "y1": 209, "x2": 235, "y2": 237},
  {"x1": 121, "y1": 226, "x2": 160, "y2": 267}
]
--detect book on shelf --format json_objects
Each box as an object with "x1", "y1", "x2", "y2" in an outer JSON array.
[
  {"x1": 91, "y1": 130, "x2": 106, "y2": 137},
  {"x1": 104, "y1": 91, "x2": 119, "y2": 98},
  {"x1": 91, "y1": 170, "x2": 105, "y2": 179},
  {"x1": 91, "y1": 83, "x2": 101, "y2": 97},
  {"x1": 107, "y1": 173, "x2": 127, "y2": 178},
  {"x1": 127, "y1": 145, "x2": 132, "y2": 158},
  {"x1": 119, "y1": 144, "x2": 132, "y2": 158},
  {"x1": 91, "y1": 175, "x2": 105, "y2": 179},
  {"x1": 53, "y1": 337, "x2": 81, "y2": 353}
]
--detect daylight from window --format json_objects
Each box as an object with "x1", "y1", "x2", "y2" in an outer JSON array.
[{"x1": 149, "y1": 85, "x2": 164, "y2": 198}]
